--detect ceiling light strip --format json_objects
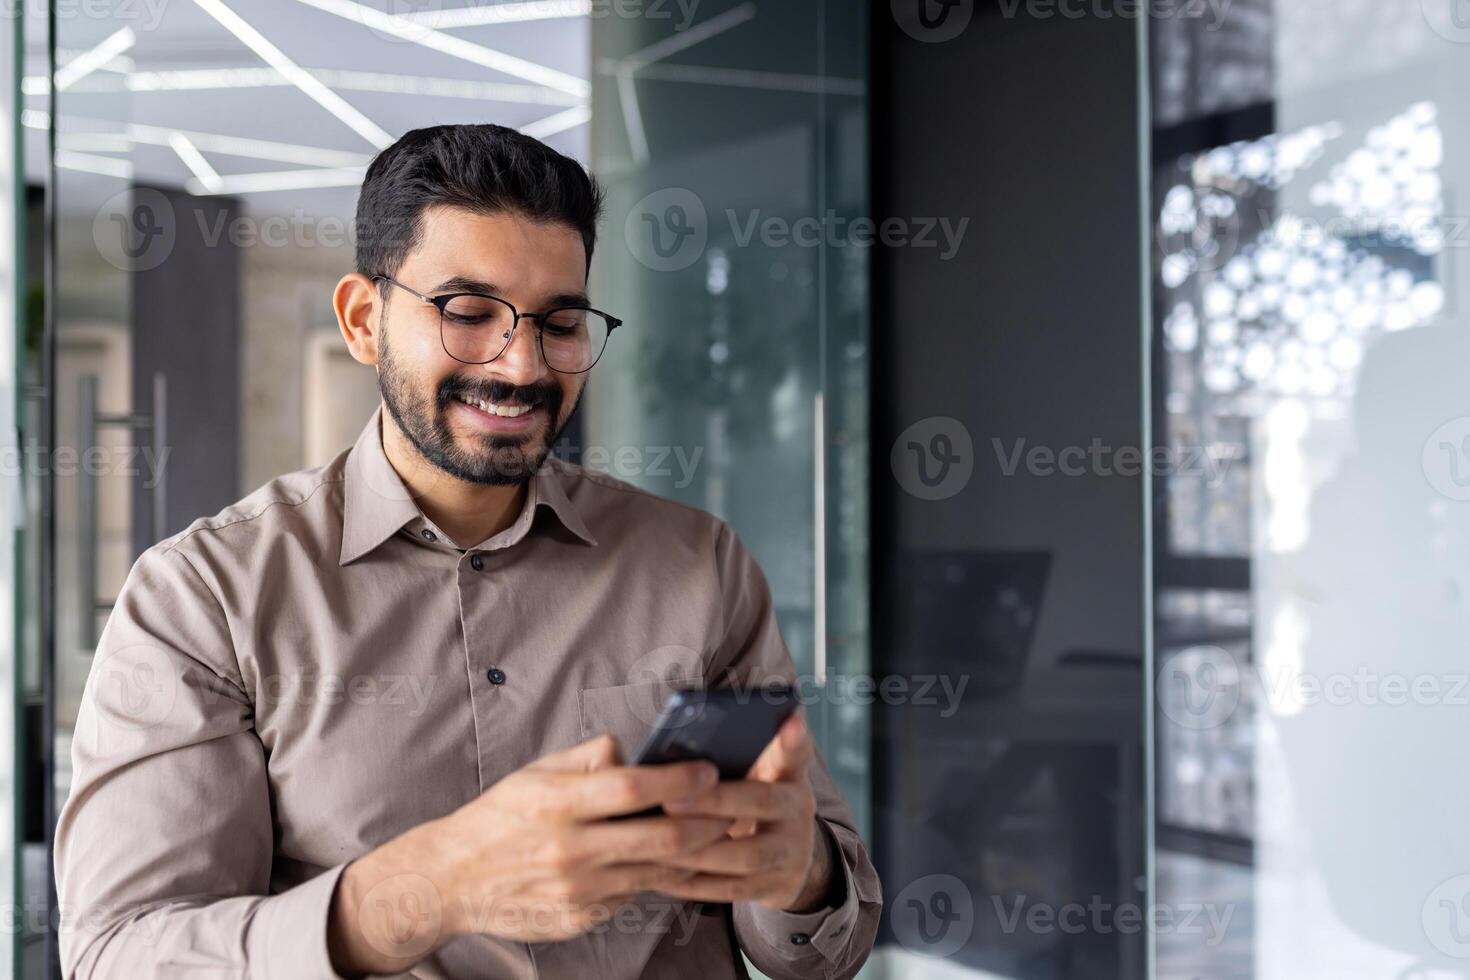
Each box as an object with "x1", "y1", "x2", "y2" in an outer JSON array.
[
  {"x1": 191, "y1": 0, "x2": 394, "y2": 148},
  {"x1": 56, "y1": 149, "x2": 134, "y2": 179},
  {"x1": 626, "y1": 62, "x2": 866, "y2": 96},
  {"x1": 400, "y1": 0, "x2": 591, "y2": 27},
  {"x1": 26, "y1": 110, "x2": 372, "y2": 169},
  {"x1": 117, "y1": 66, "x2": 580, "y2": 106},
  {"x1": 188, "y1": 165, "x2": 368, "y2": 195},
  {"x1": 54, "y1": 27, "x2": 136, "y2": 91},
  {"x1": 168, "y1": 132, "x2": 224, "y2": 193},
  {"x1": 618, "y1": 2, "x2": 754, "y2": 73},
  {"x1": 127, "y1": 121, "x2": 372, "y2": 167},
  {"x1": 615, "y1": 69, "x2": 647, "y2": 164},
  {"x1": 288, "y1": 0, "x2": 590, "y2": 98},
  {"x1": 519, "y1": 104, "x2": 591, "y2": 139}
]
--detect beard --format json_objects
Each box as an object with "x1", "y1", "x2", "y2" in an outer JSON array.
[{"x1": 377, "y1": 326, "x2": 576, "y2": 486}]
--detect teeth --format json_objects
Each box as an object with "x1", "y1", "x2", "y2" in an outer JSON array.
[{"x1": 457, "y1": 395, "x2": 532, "y2": 418}]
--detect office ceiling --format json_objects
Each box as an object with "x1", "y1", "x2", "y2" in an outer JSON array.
[{"x1": 24, "y1": 0, "x2": 590, "y2": 217}]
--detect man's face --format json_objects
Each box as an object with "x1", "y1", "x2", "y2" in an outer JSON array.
[{"x1": 377, "y1": 205, "x2": 590, "y2": 485}]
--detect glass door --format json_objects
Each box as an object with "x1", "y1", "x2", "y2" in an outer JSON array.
[{"x1": 1148, "y1": 3, "x2": 1470, "y2": 976}]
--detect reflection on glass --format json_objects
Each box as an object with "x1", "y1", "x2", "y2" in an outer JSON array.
[
  {"x1": 1156, "y1": 102, "x2": 1444, "y2": 558},
  {"x1": 1151, "y1": 4, "x2": 1470, "y2": 978},
  {"x1": 1150, "y1": 0, "x2": 1273, "y2": 128},
  {"x1": 1156, "y1": 591, "x2": 1252, "y2": 839}
]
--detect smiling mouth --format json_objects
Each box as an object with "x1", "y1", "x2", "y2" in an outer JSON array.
[{"x1": 452, "y1": 393, "x2": 538, "y2": 418}]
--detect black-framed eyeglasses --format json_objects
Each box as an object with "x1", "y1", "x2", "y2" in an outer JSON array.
[{"x1": 372, "y1": 275, "x2": 621, "y2": 374}]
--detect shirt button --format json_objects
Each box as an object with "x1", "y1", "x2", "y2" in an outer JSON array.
[
  {"x1": 486, "y1": 667, "x2": 506, "y2": 685},
  {"x1": 421, "y1": 529, "x2": 437, "y2": 542},
  {"x1": 790, "y1": 933, "x2": 811, "y2": 946},
  {"x1": 470, "y1": 554, "x2": 484, "y2": 571}
]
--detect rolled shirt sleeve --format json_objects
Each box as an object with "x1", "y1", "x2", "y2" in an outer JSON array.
[
  {"x1": 54, "y1": 542, "x2": 348, "y2": 980},
  {"x1": 709, "y1": 522, "x2": 883, "y2": 980}
]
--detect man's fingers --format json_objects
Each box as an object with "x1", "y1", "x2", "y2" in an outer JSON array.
[
  {"x1": 554, "y1": 761, "x2": 721, "y2": 820},
  {"x1": 527, "y1": 734, "x2": 622, "y2": 774},
  {"x1": 575, "y1": 863, "x2": 703, "y2": 902},
  {"x1": 656, "y1": 831, "x2": 802, "y2": 875},
  {"x1": 746, "y1": 715, "x2": 813, "y2": 782},
  {"x1": 663, "y1": 779, "x2": 807, "y2": 820},
  {"x1": 557, "y1": 816, "x2": 734, "y2": 867}
]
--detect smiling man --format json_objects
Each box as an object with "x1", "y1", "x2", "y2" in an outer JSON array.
[{"x1": 53, "y1": 124, "x2": 881, "y2": 979}]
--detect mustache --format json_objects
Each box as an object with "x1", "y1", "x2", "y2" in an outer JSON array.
[{"x1": 437, "y1": 376, "x2": 558, "y2": 409}]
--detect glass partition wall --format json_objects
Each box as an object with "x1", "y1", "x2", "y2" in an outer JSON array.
[
  {"x1": 1149, "y1": 2, "x2": 1470, "y2": 977},
  {"x1": 870, "y1": 8, "x2": 1150, "y2": 980}
]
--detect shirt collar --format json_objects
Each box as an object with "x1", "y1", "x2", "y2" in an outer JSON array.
[
  {"x1": 533, "y1": 455, "x2": 598, "y2": 547},
  {"x1": 340, "y1": 408, "x2": 597, "y2": 565}
]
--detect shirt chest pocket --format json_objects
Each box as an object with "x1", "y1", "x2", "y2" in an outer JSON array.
[{"x1": 578, "y1": 677, "x2": 696, "y2": 764}]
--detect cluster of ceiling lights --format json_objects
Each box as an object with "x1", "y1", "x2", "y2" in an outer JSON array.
[
  {"x1": 26, "y1": 0, "x2": 596, "y2": 194},
  {"x1": 1306, "y1": 101, "x2": 1442, "y2": 256},
  {"x1": 1159, "y1": 102, "x2": 1445, "y2": 404}
]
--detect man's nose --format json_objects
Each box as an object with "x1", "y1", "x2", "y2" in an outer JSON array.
[{"x1": 486, "y1": 316, "x2": 548, "y2": 386}]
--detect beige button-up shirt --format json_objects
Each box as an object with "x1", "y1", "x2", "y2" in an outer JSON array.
[{"x1": 55, "y1": 410, "x2": 881, "y2": 979}]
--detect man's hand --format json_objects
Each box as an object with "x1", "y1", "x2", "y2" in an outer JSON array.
[
  {"x1": 654, "y1": 715, "x2": 836, "y2": 913},
  {"x1": 326, "y1": 736, "x2": 733, "y2": 977}
]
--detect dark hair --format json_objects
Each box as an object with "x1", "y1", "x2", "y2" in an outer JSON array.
[{"x1": 354, "y1": 124, "x2": 605, "y2": 284}]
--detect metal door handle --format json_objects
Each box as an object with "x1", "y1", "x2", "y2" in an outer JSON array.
[{"x1": 78, "y1": 371, "x2": 167, "y2": 650}]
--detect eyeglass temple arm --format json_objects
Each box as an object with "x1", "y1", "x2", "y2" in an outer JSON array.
[{"x1": 371, "y1": 275, "x2": 437, "y2": 306}]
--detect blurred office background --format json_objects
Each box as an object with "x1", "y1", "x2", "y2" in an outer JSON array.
[{"x1": 1, "y1": 1, "x2": 1469, "y2": 978}]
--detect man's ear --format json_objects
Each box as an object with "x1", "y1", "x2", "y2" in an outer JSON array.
[{"x1": 335, "y1": 273, "x2": 381, "y2": 367}]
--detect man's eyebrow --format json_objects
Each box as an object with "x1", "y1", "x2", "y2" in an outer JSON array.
[
  {"x1": 547, "y1": 291, "x2": 592, "y2": 308},
  {"x1": 429, "y1": 278, "x2": 591, "y2": 309},
  {"x1": 431, "y1": 275, "x2": 502, "y2": 295}
]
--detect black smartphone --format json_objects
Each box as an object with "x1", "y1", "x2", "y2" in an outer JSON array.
[{"x1": 612, "y1": 687, "x2": 797, "y2": 823}]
